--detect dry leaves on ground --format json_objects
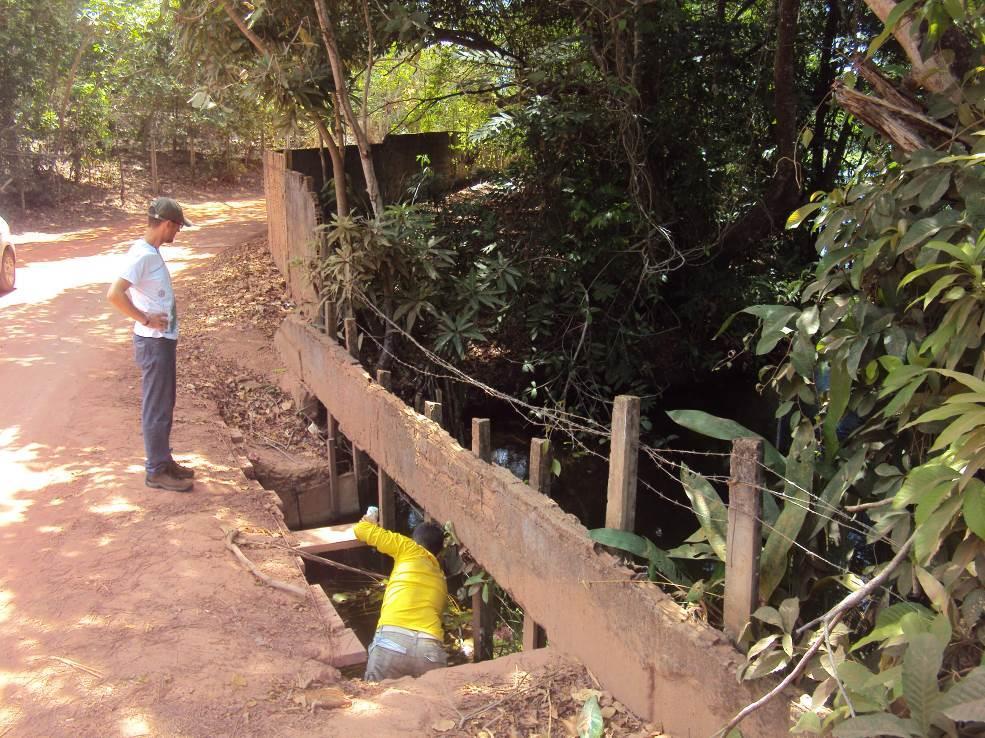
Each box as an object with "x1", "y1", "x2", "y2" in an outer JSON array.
[
  {"x1": 443, "y1": 664, "x2": 665, "y2": 738},
  {"x1": 179, "y1": 236, "x2": 323, "y2": 457}
]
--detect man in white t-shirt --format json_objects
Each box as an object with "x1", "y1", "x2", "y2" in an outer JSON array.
[{"x1": 106, "y1": 197, "x2": 195, "y2": 492}]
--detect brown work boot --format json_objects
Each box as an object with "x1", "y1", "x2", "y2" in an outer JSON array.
[
  {"x1": 168, "y1": 460, "x2": 196, "y2": 479},
  {"x1": 146, "y1": 469, "x2": 193, "y2": 492}
]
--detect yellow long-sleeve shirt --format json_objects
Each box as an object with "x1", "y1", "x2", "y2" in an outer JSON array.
[{"x1": 353, "y1": 520, "x2": 447, "y2": 640}]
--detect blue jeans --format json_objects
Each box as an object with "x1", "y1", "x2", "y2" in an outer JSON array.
[
  {"x1": 133, "y1": 335, "x2": 176, "y2": 475},
  {"x1": 364, "y1": 626, "x2": 447, "y2": 681}
]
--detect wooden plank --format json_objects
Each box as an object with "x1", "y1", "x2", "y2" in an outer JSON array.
[
  {"x1": 293, "y1": 523, "x2": 366, "y2": 555},
  {"x1": 471, "y1": 418, "x2": 495, "y2": 662},
  {"x1": 344, "y1": 317, "x2": 358, "y2": 359},
  {"x1": 724, "y1": 437, "x2": 764, "y2": 647},
  {"x1": 326, "y1": 415, "x2": 340, "y2": 516},
  {"x1": 323, "y1": 301, "x2": 337, "y2": 340},
  {"x1": 472, "y1": 418, "x2": 491, "y2": 463},
  {"x1": 605, "y1": 395, "x2": 641, "y2": 531}
]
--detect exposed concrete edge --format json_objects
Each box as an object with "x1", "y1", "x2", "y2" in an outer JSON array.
[
  {"x1": 306, "y1": 585, "x2": 368, "y2": 668},
  {"x1": 275, "y1": 316, "x2": 793, "y2": 737},
  {"x1": 220, "y1": 419, "x2": 368, "y2": 669}
]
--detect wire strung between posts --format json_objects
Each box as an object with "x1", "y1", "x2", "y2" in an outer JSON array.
[
  {"x1": 765, "y1": 486, "x2": 897, "y2": 551},
  {"x1": 631, "y1": 445, "x2": 905, "y2": 603},
  {"x1": 342, "y1": 291, "x2": 904, "y2": 601},
  {"x1": 755, "y1": 461, "x2": 901, "y2": 550},
  {"x1": 352, "y1": 288, "x2": 610, "y2": 437},
  {"x1": 353, "y1": 292, "x2": 743, "y2": 480}
]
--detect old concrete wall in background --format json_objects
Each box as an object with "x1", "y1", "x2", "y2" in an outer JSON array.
[
  {"x1": 263, "y1": 133, "x2": 462, "y2": 315},
  {"x1": 275, "y1": 315, "x2": 793, "y2": 738},
  {"x1": 262, "y1": 150, "x2": 320, "y2": 314}
]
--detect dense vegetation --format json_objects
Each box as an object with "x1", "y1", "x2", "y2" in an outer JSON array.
[
  {"x1": 0, "y1": 0, "x2": 274, "y2": 209},
  {"x1": 4, "y1": 0, "x2": 985, "y2": 732}
]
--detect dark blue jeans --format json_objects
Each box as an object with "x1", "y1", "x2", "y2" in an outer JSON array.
[{"x1": 133, "y1": 335, "x2": 176, "y2": 475}]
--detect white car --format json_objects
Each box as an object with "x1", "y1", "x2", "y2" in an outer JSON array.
[{"x1": 0, "y1": 216, "x2": 13, "y2": 292}]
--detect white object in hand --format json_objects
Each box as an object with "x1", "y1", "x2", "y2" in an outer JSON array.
[{"x1": 365, "y1": 506, "x2": 379, "y2": 521}]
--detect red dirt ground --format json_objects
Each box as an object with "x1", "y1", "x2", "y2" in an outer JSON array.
[{"x1": 0, "y1": 195, "x2": 663, "y2": 737}]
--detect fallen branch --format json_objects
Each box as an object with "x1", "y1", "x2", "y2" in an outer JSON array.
[
  {"x1": 714, "y1": 531, "x2": 917, "y2": 736},
  {"x1": 237, "y1": 533, "x2": 386, "y2": 581},
  {"x1": 713, "y1": 614, "x2": 837, "y2": 737},
  {"x1": 34, "y1": 655, "x2": 104, "y2": 679},
  {"x1": 222, "y1": 527, "x2": 308, "y2": 598},
  {"x1": 796, "y1": 531, "x2": 915, "y2": 636}
]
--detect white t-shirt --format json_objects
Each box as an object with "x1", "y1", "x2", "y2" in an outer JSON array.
[{"x1": 120, "y1": 239, "x2": 178, "y2": 339}]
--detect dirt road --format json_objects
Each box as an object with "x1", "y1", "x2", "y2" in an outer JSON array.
[
  {"x1": 0, "y1": 198, "x2": 340, "y2": 737},
  {"x1": 0, "y1": 196, "x2": 624, "y2": 738}
]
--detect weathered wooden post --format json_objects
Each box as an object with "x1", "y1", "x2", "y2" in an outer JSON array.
[
  {"x1": 344, "y1": 317, "x2": 358, "y2": 359},
  {"x1": 323, "y1": 303, "x2": 341, "y2": 516},
  {"x1": 724, "y1": 437, "x2": 763, "y2": 647},
  {"x1": 424, "y1": 400, "x2": 443, "y2": 428},
  {"x1": 344, "y1": 317, "x2": 371, "y2": 503},
  {"x1": 522, "y1": 436, "x2": 550, "y2": 651},
  {"x1": 605, "y1": 395, "x2": 641, "y2": 531},
  {"x1": 471, "y1": 418, "x2": 495, "y2": 662},
  {"x1": 323, "y1": 300, "x2": 336, "y2": 337},
  {"x1": 376, "y1": 369, "x2": 397, "y2": 531},
  {"x1": 528, "y1": 437, "x2": 553, "y2": 497}
]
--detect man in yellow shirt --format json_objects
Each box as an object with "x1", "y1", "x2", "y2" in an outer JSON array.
[{"x1": 354, "y1": 508, "x2": 448, "y2": 681}]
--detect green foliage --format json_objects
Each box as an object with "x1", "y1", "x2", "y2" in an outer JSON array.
[
  {"x1": 700, "y1": 120, "x2": 985, "y2": 738},
  {"x1": 0, "y1": 0, "x2": 271, "y2": 203},
  {"x1": 313, "y1": 202, "x2": 521, "y2": 359},
  {"x1": 588, "y1": 528, "x2": 689, "y2": 585},
  {"x1": 657, "y1": 3, "x2": 985, "y2": 729},
  {"x1": 576, "y1": 695, "x2": 604, "y2": 738},
  {"x1": 666, "y1": 409, "x2": 786, "y2": 471}
]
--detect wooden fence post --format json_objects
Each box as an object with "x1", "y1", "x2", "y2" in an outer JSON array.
[
  {"x1": 522, "y1": 436, "x2": 550, "y2": 651},
  {"x1": 344, "y1": 317, "x2": 358, "y2": 358},
  {"x1": 424, "y1": 401, "x2": 443, "y2": 428},
  {"x1": 471, "y1": 418, "x2": 495, "y2": 662},
  {"x1": 605, "y1": 395, "x2": 641, "y2": 531},
  {"x1": 344, "y1": 317, "x2": 371, "y2": 503},
  {"x1": 323, "y1": 301, "x2": 337, "y2": 339},
  {"x1": 724, "y1": 437, "x2": 763, "y2": 647},
  {"x1": 322, "y1": 302, "x2": 340, "y2": 516},
  {"x1": 528, "y1": 438, "x2": 552, "y2": 497},
  {"x1": 376, "y1": 370, "x2": 397, "y2": 531}
]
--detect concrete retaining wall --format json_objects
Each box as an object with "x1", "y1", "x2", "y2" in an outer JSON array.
[
  {"x1": 262, "y1": 149, "x2": 321, "y2": 313},
  {"x1": 274, "y1": 316, "x2": 792, "y2": 737}
]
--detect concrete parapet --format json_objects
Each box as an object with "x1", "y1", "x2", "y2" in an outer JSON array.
[{"x1": 275, "y1": 315, "x2": 792, "y2": 737}]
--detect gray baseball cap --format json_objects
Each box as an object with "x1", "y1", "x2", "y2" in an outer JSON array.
[{"x1": 149, "y1": 197, "x2": 193, "y2": 227}]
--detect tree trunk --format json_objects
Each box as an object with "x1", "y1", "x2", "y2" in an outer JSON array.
[
  {"x1": 715, "y1": 0, "x2": 802, "y2": 259},
  {"x1": 55, "y1": 26, "x2": 94, "y2": 156},
  {"x1": 312, "y1": 0, "x2": 384, "y2": 217},
  {"x1": 312, "y1": 0, "x2": 397, "y2": 374},
  {"x1": 307, "y1": 110, "x2": 348, "y2": 217},
  {"x1": 810, "y1": 0, "x2": 840, "y2": 189},
  {"x1": 217, "y1": 0, "x2": 351, "y2": 216},
  {"x1": 863, "y1": 0, "x2": 960, "y2": 98},
  {"x1": 150, "y1": 119, "x2": 159, "y2": 195}
]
